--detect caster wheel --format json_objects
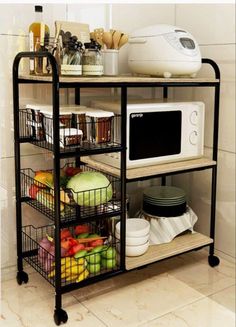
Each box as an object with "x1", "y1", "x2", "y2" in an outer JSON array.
[
  {"x1": 16, "y1": 271, "x2": 29, "y2": 285},
  {"x1": 208, "y1": 255, "x2": 220, "y2": 267},
  {"x1": 54, "y1": 309, "x2": 68, "y2": 325}
]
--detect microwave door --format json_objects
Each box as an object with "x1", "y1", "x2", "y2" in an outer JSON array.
[{"x1": 129, "y1": 111, "x2": 182, "y2": 161}]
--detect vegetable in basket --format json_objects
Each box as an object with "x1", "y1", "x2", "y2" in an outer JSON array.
[{"x1": 66, "y1": 171, "x2": 113, "y2": 206}]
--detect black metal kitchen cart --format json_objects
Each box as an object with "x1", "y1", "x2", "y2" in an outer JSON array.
[{"x1": 13, "y1": 52, "x2": 220, "y2": 325}]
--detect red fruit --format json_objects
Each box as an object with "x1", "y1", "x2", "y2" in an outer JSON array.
[
  {"x1": 67, "y1": 244, "x2": 85, "y2": 256},
  {"x1": 61, "y1": 237, "x2": 78, "y2": 251},
  {"x1": 74, "y1": 224, "x2": 90, "y2": 235},
  {"x1": 29, "y1": 184, "x2": 39, "y2": 199},
  {"x1": 89, "y1": 239, "x2": 104, "y2": 248},
  {"x1": 60, "y1": 228, "x2": 72, "y2": 240},
  {"x1": 65, "y1": 167, "x2": 82, "y2": 177}
]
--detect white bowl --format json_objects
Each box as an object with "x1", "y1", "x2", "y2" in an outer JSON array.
[
  {"x1": 126, "y1": 241, "x2": 150, "y2": 257},
  {"x1": 115, "y1": 231, "x2": 149, "y2": 246},
  {"x1": 116, "y1": 219, "x2": 150, "y2": 238}
]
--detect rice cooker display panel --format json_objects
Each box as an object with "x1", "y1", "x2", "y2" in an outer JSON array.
[{"x1": 180, "y1": 38, "x2": 195, "y2": 49}]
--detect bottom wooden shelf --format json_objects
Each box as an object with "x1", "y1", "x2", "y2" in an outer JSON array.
[{"x1": 125, "y1": 232, "x2": 213, "y2": 270}]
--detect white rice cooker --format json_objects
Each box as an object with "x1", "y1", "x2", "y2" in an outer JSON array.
[{"x1": 128, "y1": 24, "x2": 202, "y2": 78}]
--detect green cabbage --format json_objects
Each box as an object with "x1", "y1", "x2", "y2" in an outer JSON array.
[{"x1": 66, "y1": 171, "x2": 113, "y2": 206}]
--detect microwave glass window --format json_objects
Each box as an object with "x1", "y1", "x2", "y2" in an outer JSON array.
[{"x1": 129, "y1": 111, "x2": 182, "y2": 160}]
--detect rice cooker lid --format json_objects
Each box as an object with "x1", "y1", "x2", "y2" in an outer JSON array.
[{"x1": 130, "y1": 24, "x2": 188, "y2": 38}]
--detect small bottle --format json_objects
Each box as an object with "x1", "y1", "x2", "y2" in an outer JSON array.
[{"x1": 29, "y1": 5, "x2": 50, "y2": 74}]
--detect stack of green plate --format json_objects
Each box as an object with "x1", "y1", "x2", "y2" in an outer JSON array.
[{"x1": 143, "y1": 186, "x2": 187, "y2": 217}]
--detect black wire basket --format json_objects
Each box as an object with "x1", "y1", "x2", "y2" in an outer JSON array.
[
  {"x1": 19, "y1": 109, "x2": 121, "y2": 154},
  {"x1": 21, "y1": 163, "x2": 121, "y2": 224},
  {"x1": 22, "y1": 221, "x2": 120, "y2": 287}
]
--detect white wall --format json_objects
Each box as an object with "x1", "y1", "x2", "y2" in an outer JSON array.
[{"x1": 172, "y1": 4, "x2": 235, "y2": 262}]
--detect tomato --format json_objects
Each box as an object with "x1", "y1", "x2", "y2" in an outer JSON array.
[
  {"x1": 65, "y1": 167, "x2": 82, "y2": 177},
  {"x1": 67, "y1": 244, "x2": 85, "y2": 256},
  {"x1": 89, "y1": 239, "x2": 104, "y2": 248},
  {"x1": 74, "y1": 224, "x2": 90, "y2": 235},
  {"x1": 61, "y1": 237, "x2": 78, "y2": 251},
  {"x1": 29, "y1": 184, "x2": 39, "y2": 199},
  {"x1": 60, "y1": 228, "x2": 72, "y2": 240}
]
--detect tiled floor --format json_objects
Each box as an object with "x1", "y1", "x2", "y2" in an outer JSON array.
[{"x1": 1, "y1": 250, "x2": 235, "y2": 327}]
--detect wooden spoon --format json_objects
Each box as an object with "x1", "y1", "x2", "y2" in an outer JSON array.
[
  {"x1": 112, "y1": 30, "x2": 122, "y2": 50},
  {"x1": 102, "y1": 31, "x2": 113, "y2": 49},
  {"x1": 118, "y1": 34, "x2": 129, "y2": 49}
]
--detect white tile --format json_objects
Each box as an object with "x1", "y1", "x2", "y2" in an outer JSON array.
[
  {"x1": 112, "y1": 4, "x2": 175, "y2": 75},
  {"x1": 209, "y1": 285, "x2": 236, "y2": 313},
  {"x1": 174, "y1": 47, "x2": 235, "y2": 154},
  {"x1": 112, "y1": 4, "x2": 175, "y2": 34},
  {"x1": 140, "y1": 297, "x2": 235, "y2": 327},
  {"x1": 76, "y1": 273, "x2": 203, "y2": 327},
  {"x1": 176, "y1": 4, "x2": 235, "y2": 45},
  {"x1": 1, "y1": 272, "x2": 106, "y2": 327},
  {"x1": 214, "y1": 150, "x2": 236, "y2": 259},
  {"x1": 0, "y1": 4, "x2": 67, "y2": 36},
  {"x1": 173, "y1": 148, "x2": 236, "y2": 260},
  {"x1": 67, "y1": 4, "x2": 108, "y2": 31},
  {"x1": 196, "y1": 44, "x2": 235, "y2": 154}
]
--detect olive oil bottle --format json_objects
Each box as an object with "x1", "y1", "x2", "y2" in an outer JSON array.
[{"x1": 29, "y1": 5, "x2": 50, "y2": 74}]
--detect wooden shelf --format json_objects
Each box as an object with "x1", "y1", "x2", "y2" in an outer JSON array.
[
  {"x1": 81, "y1": 156, "x2": 216, "y2": 180},
  {"x1": 19, "y1": 74, "x2": 219, "y2": 84},
  {"x1": 126, "y1": 232, "x2": 213, "y2": 270}
]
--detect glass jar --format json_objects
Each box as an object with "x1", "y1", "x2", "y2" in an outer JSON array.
[
  {"x1": 60, "y1": 36, "x2": 83, "y2": 75},
  {"x1": 82, "y1": 40, "x2": 103, "y2": 76}
]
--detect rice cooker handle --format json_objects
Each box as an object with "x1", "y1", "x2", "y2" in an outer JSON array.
[{"x1": 129, "y1": 37, "x2": 147, "y2": 44}]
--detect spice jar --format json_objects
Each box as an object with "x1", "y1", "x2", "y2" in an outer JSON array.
[
  {"x1": 61, "y1": 36, "x2": 83, "y2": 75},
  {"x1": 82, "y1": 40, "x2": 103, "y2": 76}
]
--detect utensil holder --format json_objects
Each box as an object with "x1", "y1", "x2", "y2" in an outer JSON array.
[{"x1": 103, "y1": 49, "x2": 119, "y2": 76}]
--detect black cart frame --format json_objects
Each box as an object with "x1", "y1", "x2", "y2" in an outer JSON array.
[{"x1": 13, "y1": 52, "x2": 220, "y2": 325}]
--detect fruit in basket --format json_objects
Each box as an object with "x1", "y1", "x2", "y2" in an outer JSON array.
[
  {"x1": 76, "y1": 232, "x2": 89, "y2": 239},
  {"x1": 86, "y1": 253, "x2": 101, "y2": 264},
  {"x1": 60, "y1": 228, "x2": 72, "y2": 240},
  {"x1": 91, "y1": 245, "x2": 108, "y2": 253},
  {"x1": 65, "y1": 166, "x2": 82, "y2": 177},
  {"x1": 74, "y1": 250, "x2": 88, "y2": 259},
  {"x1": 61, "y1": 237, "x2": 78, "y2": 251},
  {"x1": 48, "y1": 257, "x2": 87, "y2": 279},
  {"x1": 34, "y1": 171, "x2": 53, "y2": 188},
  {"x1": 101, "y1": 247, "x2": 116, "y2": 259},
  {"x1": 87, "y1": 263, "x2": 101, "y2": 274},
  {"x1": 29, "y1": 184, "x2": 39, "y2": 199},
  {"x1": 101, "y1": 258, "x2": 116, "y2": 269},
  {"x1": 67, "y1": 244, "x2": 85, "y2": 256},
  {"x1": 36, "y1": 190, "x2": 65, "y2": 212},
  {"x1": 39, "y1": 237, "x2": 53, "y2": 254},
  {"x1": 76, "y1": 269, "x2": 89, "y2": 283},
  {"x1": 89, "y1": 239, "x2": 104, "y2": 248},
  {"x1": 50, "y1": 188, "x2": 71, "y2": 204},
  {"x1": 66, "y1": 171, "x2": 113, "y2": 206},
  {"x1": 74, "y1": 224, "x2": 90, "y2": 236}
]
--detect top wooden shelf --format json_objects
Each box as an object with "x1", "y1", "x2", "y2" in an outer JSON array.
[{"x1": 18, "y1": 74, "x2": 219, "y2": 85}]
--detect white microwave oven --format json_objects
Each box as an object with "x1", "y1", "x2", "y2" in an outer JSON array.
[{"x1": 90, "y1": 101, "x2": 205, "y2": 168}]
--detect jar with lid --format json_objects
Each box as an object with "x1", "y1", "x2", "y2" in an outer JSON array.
[
  {"x1": 60, "y1": 36, "x2": 83, "y2": 76},
  {"x1": 82, "y1": 40, "x2": 103, "y2": 76}
]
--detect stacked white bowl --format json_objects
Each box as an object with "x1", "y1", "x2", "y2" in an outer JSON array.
[{"x1": 115, "y1": 218, "x2": 150, "y2": 257}]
